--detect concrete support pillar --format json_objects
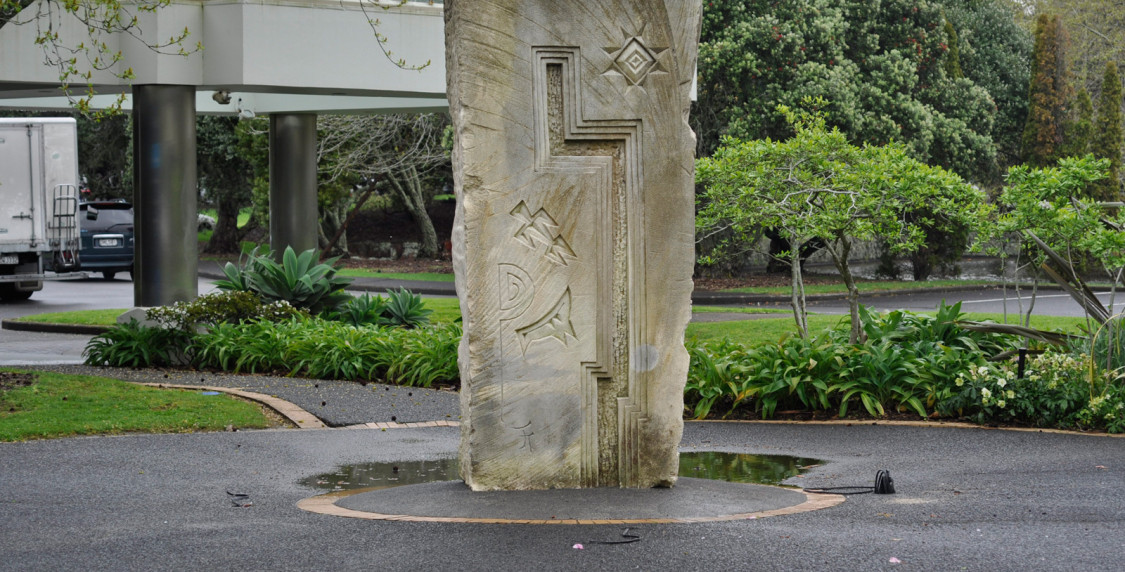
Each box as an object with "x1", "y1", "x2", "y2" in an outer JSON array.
[
  {"x1": 269, "y1": 114, "x2": 319, "y2": 257},
  {"x1": 132, "y1": 85, "x2": 198, "y2": 307}
]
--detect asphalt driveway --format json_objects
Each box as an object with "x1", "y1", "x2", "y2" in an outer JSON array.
[{"x1": 1, "y1": 420, "x2": 1120, "y2": 571}]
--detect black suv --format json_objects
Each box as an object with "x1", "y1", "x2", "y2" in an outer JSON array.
[{"x1": 79, "y1": 201, "x2": 134, "y2": 280}]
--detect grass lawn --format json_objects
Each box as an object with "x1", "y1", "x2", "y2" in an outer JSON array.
[
  {"x1": 692, "y1": 305, "x2": 790, "y2": 315},
  {"x1": 718, "y1": 278, "x2": 1002, "y2": 295},
  {"x1": 11, "y1": 309, "x2": 127, "y2": 326},
  {"x1": 338, "y1": 268, "x2": 455, "y2": 282},
  {"x1": 685, "y1": 312, "x2": 1091, "y2": 346},
  {"x1": 0, "y1": 369, "x2": 275, "y2": 441},
  {"x1": 16, "y1": 298, "x2": 1089, "y2": 350},
  {"x1": 14, "y1": 298, "x2": 463, "y2": 327}
]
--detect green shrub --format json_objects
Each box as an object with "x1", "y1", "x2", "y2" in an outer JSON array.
[
  {"x1": 145, "y1": 290, "x2": 307, "y2": 331},
  {"x1": 326, "y1": 292, "x2": 388, "y2": 327},
  {"x1": 83, "y1": 320, "x2": 194, "y2": 368},
  {"x1": 381, "y1": 288, "x2": 433, "y2": 328},
  {"x1": 937, "y1": 353, "x2": 1094, "y2": 428},
  {"x1": 191, "y1": 317, "x2": 460, "y2": 387},
  {"x1": 685, "y1": 303, "x2": 1011, "y2": 421},
  {"x1": 1076, "y1": 383, "x2": 1125, "y2": 433},
  {"x1": 215, "y1": 246, "x2": 353, "y2": 314}
]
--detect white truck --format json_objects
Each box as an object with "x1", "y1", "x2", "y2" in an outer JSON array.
[{"x1": 0, "y1": 117, "x2": 85, "y2": 301}]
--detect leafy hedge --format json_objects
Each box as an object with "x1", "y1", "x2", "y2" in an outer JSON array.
[
  {"x1": 86, "y1": 317, "x2": 461, "y2": 388},
  {"x1": 685, "y1": 302, "x2": 1125, "y2": 433}
]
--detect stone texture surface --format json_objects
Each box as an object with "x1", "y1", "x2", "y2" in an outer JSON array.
[{"x1": 446, "y1": 0, "x2": 701, "y2": 490}]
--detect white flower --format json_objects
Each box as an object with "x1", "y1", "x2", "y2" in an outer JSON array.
[
  {"x1": 1006, "y1": 390, "x2": 1015, "y2": 399},
  {"x1": 981, "y1": 388, "x2": 992, "y2": 399},
  {"x1": 997, "y1": 399, "x2": 1007, "y2": 408},
  {"x1": 997, "y1": 379, "x2": 1007, "y2": 388}
]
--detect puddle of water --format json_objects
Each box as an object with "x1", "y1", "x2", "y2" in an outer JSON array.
[
  {"x1": 679, "y1": 451, "x2": 821, "y2": 486},
  {"x1": 299, "y1": 452, "x2": 824, "y2": 492}
]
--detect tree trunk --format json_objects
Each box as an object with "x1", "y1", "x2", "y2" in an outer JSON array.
[
  {"x1": 321, "y1": 184, "x2": 377, "y2": 261},
  {"x1": 827, "y1": 236, "x2": 862, "y2": 344},
  {"x1": 388, "y1": 167, "x2": 440, "y2": 258},
  {"x1": 318, "y1": 200, "x2": 349, "y2": 257},
  {"x1": 203, "y1": 193, "x2": 243, "y2": 254},
  {"x1": 789, "y1": 242, "x2": 809, "y2": 339}
]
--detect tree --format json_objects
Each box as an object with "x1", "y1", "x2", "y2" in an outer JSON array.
[
  {"x1": 197, "y1": 116, "x2": 254, "y2": 254},
  {"x1": 1063, "y1": 88, "x2": 1094, "y2": 159},
  {"x1": 697, "y1": 100, "x2": 991, "y2": 342},
  {"x1": 693, "y1": 0, "x2": 1002, "y2": 183},
  {"x1": 1018, "y1": 0, "x2": 1125, "y2": 97},
  {"x1": 1022, "y1": 14, "x2": 1072, "y2": 167},
  {"x1": 941, "y1": 0, "x2": 1034, "y2": 174},
  {"x1": 317, "y1": 114, "x2": 449, "y2": 259},
  {"x1": 76, "y1": 114, "x2": 132, "y2": 200},
  {"x1": 944, "y1": 18, "x2": 964, "y2": 79},
  {"x1": 1092, "y1": 62, "x2": 1123, "y2": 200}
]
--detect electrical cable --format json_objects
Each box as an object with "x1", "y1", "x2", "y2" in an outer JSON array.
[
  {"x1": 586, "y1": 528, "x2": 641, "y2": 545},
  {"x1": 803, "y1": 470, "x2": 895, "y2": 495}
]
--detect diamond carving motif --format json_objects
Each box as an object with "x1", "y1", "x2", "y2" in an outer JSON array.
[{"x1": 614, "y1": 38, "x2": 657, "y2": 84}]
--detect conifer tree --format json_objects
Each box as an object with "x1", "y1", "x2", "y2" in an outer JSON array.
[
  {"x1": 1063, "y1": 88, "x2": 1094, "y2": 158},
  {"x1": 1093, "y1": 61, "x2": 1123, "y2": 200},
  {"x1": 944, "y1": 19, "x2": 964, "y2": 80},
  {"x1": 1022, "y1": 14, "x2": 1072, "y2": 167}
]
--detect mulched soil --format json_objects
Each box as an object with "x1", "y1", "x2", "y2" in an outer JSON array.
[
  {"x1": 692, "y1": 274, "x2": 848, "y2": 292},
  {"x1": 340, "y1": 257, "x2": 453, "y2": 274},
  {"x1": 0, "y1": 371, "x2": 37, "y2": 392}
]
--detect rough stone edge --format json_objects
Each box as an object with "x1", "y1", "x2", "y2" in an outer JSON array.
[
  {"x1": 686, "y1": 419, "x2": 1125, "y2": 438},
  {"x1": 136, "y1": 382, "x2": 327, "y2": 429},
  {"x1": 295, "y1": 487, "x2": 844, "y2": 524}
]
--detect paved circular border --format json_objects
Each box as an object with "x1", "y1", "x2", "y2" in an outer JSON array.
[{"x1": 296, "y1": 484, "x2": 845, "y2": 524}]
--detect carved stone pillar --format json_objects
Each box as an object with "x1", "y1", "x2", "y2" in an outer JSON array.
[{"x1": 446, "y1": 0, "x2": 702, "y2": 490}]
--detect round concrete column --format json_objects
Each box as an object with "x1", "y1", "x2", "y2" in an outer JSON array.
[
  {"x1": 269, "y1": 114, "x2": 319, "y2": 257},
  {"x1": 132, "y1": 84, "x2": 198, "y2": 307}
]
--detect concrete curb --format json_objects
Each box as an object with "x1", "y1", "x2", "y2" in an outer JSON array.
[
  {"x1": 296, "y1": 486, "x2": 846, "y2": 525},
  {"x1": 1, "y1": 319, "x2": 111, "y2": 336},
  {"x1": 686, "y1": 418, "x2": 1125, "y2": 438}
]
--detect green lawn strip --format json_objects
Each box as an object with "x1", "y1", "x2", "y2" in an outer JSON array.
[
  {"x1": 718, "y1": 279, "x2": 1001, "y2": 295},
  {"x1": 11, "y1": 309, "x2": 127, "y2": 326},
  {"x1": 16, "y1": 298, "x2": 463, "y2": 327},
  {"x1": 692, "y1": 305, "x2": 789, "y2": 315},
  {"x1": 421, "y1": 298, "x2": 462, "y2": 324},
  {"x1": 0, "y1": 369, "x2": 273, "y2": 441},
  {"x1": 337, "y1": 268, "x2": 456, "y2": 282},
  {"x1": 686, "y1": 312, "x2": 1090, "y2": 346}
]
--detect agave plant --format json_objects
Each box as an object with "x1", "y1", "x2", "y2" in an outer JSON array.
[
  {"x1": 215, "y1": 246, "x2": 354, "y2": 314},
  {"x1": 380, "y1": 288, "x2": 433, "y2": 328}
]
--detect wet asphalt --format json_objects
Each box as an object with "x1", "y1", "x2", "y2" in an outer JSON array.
[
  {"x1": 1, "y1": 414, "x2": 1121, "y2": 571},
  {"x1": 1, "y1": 271, "x2": 1124, "y2": 570}
]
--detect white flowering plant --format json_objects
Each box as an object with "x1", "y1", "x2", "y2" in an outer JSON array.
[
  {"x1": 1075, "y1": 383, "x2": 1125, "y2": 433},
  {"x1": 937, "y1": 352, "x2": 1093, "y2": 428}
]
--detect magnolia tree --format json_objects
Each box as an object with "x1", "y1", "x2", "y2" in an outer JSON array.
[
  {"x1": 697, "y1": 100, "x2": 992, "y2": 343},
  {"x1": 986, "y1": 156, "x2": 1120, "y2": 324}
]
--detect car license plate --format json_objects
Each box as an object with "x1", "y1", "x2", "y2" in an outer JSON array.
[
  {"x1": 0, "y1": 254, "x2": 16, "y2": 265},
  {"x1": 96, "y1": 237, "x2": 120, "y2": 248}
]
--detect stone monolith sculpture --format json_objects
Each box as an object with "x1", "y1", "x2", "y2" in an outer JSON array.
[{"x1": 446, "y1": 0, "x2": 701, "y2": 490}]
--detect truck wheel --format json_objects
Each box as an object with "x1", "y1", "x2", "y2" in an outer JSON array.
[
  {"x1": 102, "y1": 272, "x2": 116, "y2": 280},
  {"x1": 0, "y1": 284, "x2": 33, "y2": 301}
]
